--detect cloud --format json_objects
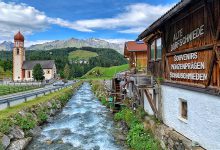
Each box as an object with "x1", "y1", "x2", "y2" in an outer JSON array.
[
  {"x1": 0, "y1": 2, "x2": 48, "y2": 39},
  {"x1": 102, "y1": 38, "x2": 133, "y2": 44},
  {"x1": 73, "y1": 3, "x2": 174, "y2": 33},
  {"x1": 25, "y1": 40, "x2": 53, "y2": 47},
  {"x1": 0, "y1": 1, "x2": 93, "y2": 40},
  {"x1": 48, "y1": 18, "x2": 93, "y2": 32},
  {"x1": 0, "y1": 1, "x2": 174, "y2": 41}
]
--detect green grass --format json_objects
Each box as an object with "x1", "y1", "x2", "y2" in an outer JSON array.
[
  {"x1": 81, "y1": 64, "x2": 128, "y2": 79},
  {"x1": 114, "y1": 107, "x2": 161, "y2": 150},
  {"x1": 0, "y1": 85, "x2": 40, "y2": 96},
  {"x1": 68, "y1": 50, "x2": 98, "y2": 61}
]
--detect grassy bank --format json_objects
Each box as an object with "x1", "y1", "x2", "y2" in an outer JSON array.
[
  {"x1": 0, "y1": 81, "x2": 82, "y2": 134},
  {"x1": 81, "y1": 64, "x2": 128, "y2": 79},
  {"x1": 114, "y1": 107, "x2": 161, "y2": 150}
]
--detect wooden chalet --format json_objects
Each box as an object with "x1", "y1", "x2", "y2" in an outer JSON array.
[
  {"x1": 124, "y1": 41, "x2": 148, "y2": 72},
  {"x1": 135, "y1": 0, "x2": 220, "y2": 149},
  {"x1": 137, "y1": 0, "x2": 220, "y2": 94}
]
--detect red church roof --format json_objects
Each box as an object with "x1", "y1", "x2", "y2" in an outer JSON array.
[{"x1": 14, "y1": 31, "x2": 24, "y2": 41}]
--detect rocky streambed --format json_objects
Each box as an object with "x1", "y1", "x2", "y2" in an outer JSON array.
[{"x1": 26, "y1": 82, "x2": 127, "y2": 150}]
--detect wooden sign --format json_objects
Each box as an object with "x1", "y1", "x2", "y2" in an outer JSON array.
[{"x1": 167, "y1": 50, "x2": 213, "y2": 85}]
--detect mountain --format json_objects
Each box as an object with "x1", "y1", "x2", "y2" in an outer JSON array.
[
  {"x1": 0, "y1": 41, "x2": 14, "y2": 51},
  {"x1": 27, "y1": 38, "x2": 124, "y2": 54}
]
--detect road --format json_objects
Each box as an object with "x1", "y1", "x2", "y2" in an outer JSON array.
[{"x1": 0, "y1": 81, "x2": 75, "y2": 109}]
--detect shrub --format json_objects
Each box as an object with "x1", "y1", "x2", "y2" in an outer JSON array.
[
  {"x1": 36, "y1": 110, "x2": 48, "y2": 123},
  {"x1": 14, "y1": 113, "x2": 36, "y2": 131},
  {"x1": 101, "y1": 97, "x2": 108, "y2": 105},
  {"x1": 0, "y1": 119, "x2": 12, "y2": 134},
  {"x1": 135, "y1": 107, "x2": 147, "y2": 121},
  {"x1": 114, "y1": 107, "x2": 161, "y2": 150},
  {"x1": 52, "y1": 101, "x2": 58, "y2": 109}
]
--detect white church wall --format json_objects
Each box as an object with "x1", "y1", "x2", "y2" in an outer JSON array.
[
  {"x1": 43, "y1": 69, "x2": 53, "y2": 80},
  {"x1": 161, "y1": 85, "x2": 220, "y2": 150}
]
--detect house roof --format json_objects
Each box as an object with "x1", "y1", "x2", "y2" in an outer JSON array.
[
  {"x1": 22, "y1": 60, "x2": 55, "y2": 70},
  {"x1": 137, "y1": 0, "x2": 193, "y2": 40},
  {"x1": 125, "y1": 41, "x2": 148, "y2": 52},
  {"x1": 124, "y1": 41, "x2": 148, "y2": 58}
]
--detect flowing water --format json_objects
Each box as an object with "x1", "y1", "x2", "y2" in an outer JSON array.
[{"x1": 27, "y1": 82, "x2": 126, "y2": 150}]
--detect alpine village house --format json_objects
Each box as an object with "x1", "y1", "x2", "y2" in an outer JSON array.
[
  {"x1": 13, "y1": 31, "x2": 56, "y2": 82},
  {"x1": 110, "y1": 0, "x2": 220, "y2": 150}
]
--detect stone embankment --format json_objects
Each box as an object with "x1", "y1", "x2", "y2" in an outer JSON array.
[{"x1": 0, "y1": 82, "x2": 82, "y2": 150}]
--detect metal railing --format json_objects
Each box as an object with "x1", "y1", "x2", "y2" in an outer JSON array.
[{"x1": 0, "y1": 83, "x2": 74, "y2": 110}]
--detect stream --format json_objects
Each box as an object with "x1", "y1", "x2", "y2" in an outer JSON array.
[{"x1": 27, "y1": 82, "x2": 126, "y2": 150}]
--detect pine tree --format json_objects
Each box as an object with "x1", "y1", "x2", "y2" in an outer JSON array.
[
  {"x1": 64, "y1": 64, "x2": 70, "y2": 79},
  {"x1": 33, "y1": 64, "x2": 45, "y2": 81}
]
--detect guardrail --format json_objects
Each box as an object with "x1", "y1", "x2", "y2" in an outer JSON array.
[{"x1": 0, "y1": 83, "x2": 74, "y2": 110}]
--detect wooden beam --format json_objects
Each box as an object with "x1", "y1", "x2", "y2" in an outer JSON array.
[{"x1": 144, "y1": 89, "x2": 158, "y2": 116}]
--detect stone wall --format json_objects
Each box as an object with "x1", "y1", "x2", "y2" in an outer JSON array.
[{"x1": 143, "y1": 116, "x2": 205, "y2": 150}]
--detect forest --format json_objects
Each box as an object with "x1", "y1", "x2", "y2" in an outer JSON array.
[{"x1": 0, "y1": 47, "x2": 127, "y2": 79}]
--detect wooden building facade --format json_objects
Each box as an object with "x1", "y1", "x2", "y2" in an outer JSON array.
[
  {"x1": 124, "y1": 41, "x2": 148, "y2": 71},
  {"x1": 138, "y1": 0, "x2": 220, "y2": 93},
  {"x1": 136, "y1": 0, "x2": 220, "y2": 149}
]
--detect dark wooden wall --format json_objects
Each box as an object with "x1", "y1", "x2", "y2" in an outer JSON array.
[{"x1": 145, "y1": 0, "x2": 220, "y2": 90}]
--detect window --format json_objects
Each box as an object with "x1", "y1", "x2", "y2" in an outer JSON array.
[
  {"x1": 156, "y1": 38, "x2": 162, "y2": 59},
  {"x1": 150, "y1": 38, "x2": 162, "y2": 60},
  {"x1": 150, "y1": 41, "x2": 155, "y2": 60},
  {"x1": 180, "y1": 99, "x2": 188, "y2": 120},
  {"x1": 16, "y1": 48, "x2": 19, "y2": 55},
  {"x1": 47, "y1": 70, "x2": 50, "y2": 74}
]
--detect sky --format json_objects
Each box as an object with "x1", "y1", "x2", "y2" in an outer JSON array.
[{"x1": 0, "y1": 0, "x2": 179, "y2": 46}]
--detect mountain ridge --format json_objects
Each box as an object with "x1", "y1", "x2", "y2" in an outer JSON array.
[{"x1": 0, "y1": 38, "x2": 124, "y2": 54}]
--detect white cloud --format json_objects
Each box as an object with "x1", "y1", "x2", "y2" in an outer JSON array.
[
  {"x1": 73, "y1": 3, "x2": 174, "y2": 33},
  {"x1": 25, "y1": 40, "x2": 53, "y2": 47},
  {"x1": 0, "y1": 2, "x2": 48, "y2": 40},
  {"x1": 102, "y1": 38, "x2": 133, "y2": 44},
  {"x1": 48, "y1": 18, "x2": 93, "y2": 32},
  {"x1": 0, "y1": 1, "x2": 174, "y2": 41},
  {"x1": 0, "y1": 2, "x2": 94, "y2": 41},
  {"x1": 119, "y1": 27, "x2": 147, "y2": 34}
]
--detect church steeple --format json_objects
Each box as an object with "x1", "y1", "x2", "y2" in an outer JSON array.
[
  {"x1": 14, "y1": 31, "x2": 24, "y2": 48},
  {"x1": 13, "y1": 31, "x2": 25, "y2": 81}
]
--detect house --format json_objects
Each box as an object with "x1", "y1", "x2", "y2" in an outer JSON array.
[
  {"x1": 124, "y1": 41, "x2": 148, "y2": 72},
  {"x1": 136, "y1": 0, "x2": 220, "y2": 149},
  {"x1": 13, "y1": 31, "x2": 56, "y2": 81},
  {"x1": 22, "y1": 60, "x2": 56, "y2": 81}
]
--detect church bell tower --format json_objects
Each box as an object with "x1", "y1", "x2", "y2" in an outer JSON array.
[{"x1": 13, "y1": 31, "x2": 25, "y2": 81}]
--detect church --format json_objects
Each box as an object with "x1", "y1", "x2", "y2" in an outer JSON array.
[{"x1": 13, "y1": 31, "x2": 57, "y2": 82}]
